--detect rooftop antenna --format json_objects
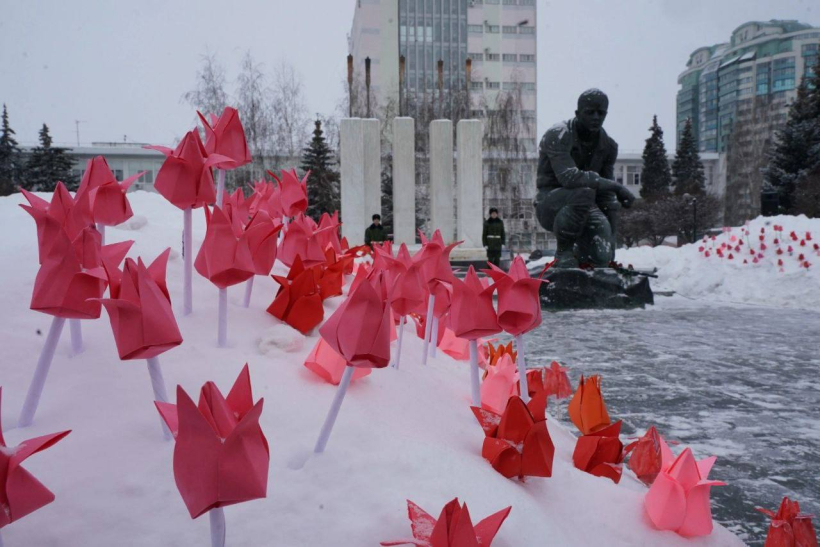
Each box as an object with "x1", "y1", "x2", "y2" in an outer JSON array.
[{"x1": 74, "y1": 120, "x2": 86, "y2": 146}]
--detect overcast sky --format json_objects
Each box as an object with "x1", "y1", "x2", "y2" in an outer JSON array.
[{"x1": 1, "y1": 0, "x2": 817, "y2": 151}]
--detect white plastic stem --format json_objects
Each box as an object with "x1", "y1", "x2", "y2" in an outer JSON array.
[
  {"x1": 0, "y1": 528, "x2": 4, "y2": 547},
  {"x1": 421, "y1": 294, "x2": 435, "y2": 366},
  {"x1": 469, "y1": 339, "x2": 481, "y2": 407},
  {"x1": 314, "y1": 365, "x2": 354, "y2": 454},
  {"x1": 146, "y1": 357, "x2": 172, "y2": 440},
  {"x1": 18, "y1": 316, "x2": 66, "y2": 427},
  {"x1": 97, "y1": 223, "x2": 106, "y2": 245},
  {"x1": 216, "y1": 169, "x2": 226, "y2": 207},
  {"x1": 69, "y1": 318, "x2": 84, "y2": 355},
  {"x1": 515, "y1": 334, "x2": 530, "y2": 404},
  {"x1": 393, "y1": 316, "x2": 405, "y2": 369},
  {"x1": 209, "y1": 507, "x2": 226, "y2": 547},
  {"x1": 218, "y1": 288, "x2": 228, "y2": 347},
  {"x1": 183, "y1": 208, "x2": 193, "y2": 316},
  {"x1": 429, "y1": 316, "x2": 439, "y2": 358},
  {"x1": 242, "y1": 277, "x2": 254, "y2": 308}
]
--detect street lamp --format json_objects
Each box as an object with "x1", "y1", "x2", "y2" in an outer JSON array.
[{"x1": 683, "y1": 193, "x2": 698, "y2": 243}]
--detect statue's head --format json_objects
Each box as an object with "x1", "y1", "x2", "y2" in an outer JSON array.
[{"x1": 575, "y1": 89, "x2": 609, "y2": 133}]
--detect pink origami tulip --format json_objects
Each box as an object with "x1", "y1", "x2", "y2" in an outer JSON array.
[
  {"x1": 0, "y1": 387, "x2": 71, "y2": 530},
  {"x1": 303, "y1": 337, "x2": 372, "y2": 385},
  {"x1": 155, "y1": 365, "x2": 268, "y2": 519},
  {"x1": 449, "y1": 266, "x2": 501, "y2": 340},
  {"x1": 316, "y1": 211, "x2": 342, "y2": 255},
  {"x1": 270, "y1": 169, "x2": 308, "y2": 217},
  {"x1": 483, "y1": 256, "x2": 543, "y2": 336},
  {"x1": 146, "y1": 130, "x2": 230, "y2": 210},
  {"x1": 481, "y1": 353, "x2": 518, "y2": 415},
  {"x1": 381, "y1": 498, "x2": 512, "y2": 547},
  {"x1": 223, "y1": 187, "x2": 252, "y2": 225},
  {"x1": 195, "y1": 205, "x2": 256, "y2": 288},
  {"x1": 278, "y1": 213, "x2": 330, "y2": 268},
  {"x1": 437, "y1": 328, "x2": 471, "y2": 361},
  {"x1": 75, "y1": 156, "x2": 144, "y2": 226},
  {"x1": 244, "y1": 211, "x2": 282, "y2": 275},
  {"x1": 645, "y1": 447, "x2": 725, "y2": 537},
  {"x1": 198, "y1": 107, "x2": 251, "y2": 169},
  {"x1": 390, "y1": 262, "x2": 427, "y2": 318},
  {"x1": 20, "y1": 183, "x2": 95, "y2": 263},
  {"x1": 99, "y1": 249, "x2": 183, "y2": 360},
  {"x1": 542, "y1": 361, "x2": 573, "y2": 399}
]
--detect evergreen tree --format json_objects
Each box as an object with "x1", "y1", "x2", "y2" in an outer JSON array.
[
  {"x1": 672, "y1": 118, "x2": 706, "y2": 195},
  {"x1": 764, "y1": 62, "x2": 820, "y2": 212},
  {"x1": 300, "y1": 119, "x2": 340, "y2": 221},
  {"x1": 24, "y1": 124, "x2": 78, "y2": 192},
  {"x1": 640, "y1": 115, "x2": 672, "y2": 201},
  {"x1": 380, "y1": 155, "x2": 393, "y2": 235},
  {"x1": 0, "y1": 104, "x2": 23, "y2": 196}
]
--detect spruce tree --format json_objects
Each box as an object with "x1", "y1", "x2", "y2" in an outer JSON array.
[
  {"x1": 640, "y1": 115, "x2": 672, "y2": 201},
  {"x1": 0, "y1": 104, "x2": 23, "y2": 196},
  {"x1": 764, "y1": 62, "x2": 820, "y2": 212},
  {"x1": 300, "y1": 119, "x2": 340, "y2": 221},
  {"x1": 24, "y1": 124, "x2": 78, "y2": 192},
  {"x1": 672, "y1": 118, "x2": 706, "y2": 195}
]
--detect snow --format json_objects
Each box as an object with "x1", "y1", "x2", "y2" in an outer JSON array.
[{"x1": 0, "y1": 191, "x2": 743, "y2": 546}]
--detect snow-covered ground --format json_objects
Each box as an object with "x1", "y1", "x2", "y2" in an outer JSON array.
[{"x1": 0, "y1": 191, "x2": 743, "y2": 546}]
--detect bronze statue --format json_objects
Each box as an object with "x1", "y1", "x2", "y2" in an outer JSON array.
[{"x1": 534, "y1": 89, "x2": 635, "y2": 268}]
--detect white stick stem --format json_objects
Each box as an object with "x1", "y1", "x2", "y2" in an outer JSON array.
[
  {"x1": 0, "y1": 528, "x2": 4, "y2": 547},
  {"x1": 69, "y1": 318, "x2": 84, "y2": 355},
  {"x1": 429, "y1": 316, "x2": 439, "y2": 358},
  {"x1": 469, "y1": 339, "x2": 481, "y2": 407},
  {"x1": 97, "y1": 223, "x2": 106, "y2": 246},
  {"x1": 218, "y1": 288, "x2": 228, "y2": 347},
  {"x1": 393, "y1": 316, "x2": 405, "y2": 369},
  {"x1": 183, "y1": 208, "x2": 193, "y2": 316},
  {"x1": 216, "y1": 169, "x2": 226, "y2": 207},
  {"x1": 421, "y1": 294, "x2": 435, "y2": 366},
  {"x1": 242, "y1": 277, "x2": 254, "y2": 308},
  {"x1": 146, "y1": 357, "x2": 172, "y2": 440},
  {"x1": 18, "y1": 316, "x2": 66, "y2": 427},
  {"x1": 314, "y1": 365, "x2": 354, "y2": 454},
  {"x1": 515, "y1": 334, "x2": 530, "y2": 404},
  {"x1": 209, "y1": 507, "x2": 226, "y2": 547}
]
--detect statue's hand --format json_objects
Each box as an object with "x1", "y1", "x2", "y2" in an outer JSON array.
[{"x1": 617, "y1": 186, "x2": 636, "y2": 208}]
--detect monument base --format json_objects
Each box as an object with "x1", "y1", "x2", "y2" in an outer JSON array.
[
  {"x1": 539, "y1": 268, "x2": 654, "y2": 310},
  {"x1": 449, "y1": 247, "x2": 496, "y2": 271}
]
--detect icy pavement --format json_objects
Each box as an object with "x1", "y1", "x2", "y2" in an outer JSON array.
[{"x1": 523, "y1": 295, "x2": 820, "y2": 546}]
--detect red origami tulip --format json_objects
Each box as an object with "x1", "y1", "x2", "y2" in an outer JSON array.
[
  {"x1": 146, "y1": 130, "x2": 229, "y2": 210},
  {"x1": 0, "y1": 388, "x2": 71, "y2": 530},
  {"x1": 198, "y1": 107, "x2": 252, "y2": 169},
  {"x1": 75, "y1": 156, "x2": 144, "y2": 226},
  {"x1": 303, "y1": 337, "x2": 371, "y2": 385},
  {"x1": 485, "y1": 341, "x2": 516, "y2": 367},
  {"x1": 624, "y1": 426, "x2": 675, "y2": 486},
  {"x1": 267, "y1": 256, "x2": 324, "y2": 334},
  {"x1": 414, "y1": 229, "x2": 460, "y2": 315},
  {"x1": 98, "y1": 249, "x2": 183, "y2": 360},
  {"x1": 194, "y1": 205, "x2": 256, "y2": 288},
  {"x1": 438, "y1": 328, "x2": 472, "y2": 361},
  {"x1": 269, "y1": 169, "x2": 308, "y2": 217},
  {"x1": 390, "y1": 261, "x2": 426, "y2": 317},
  {"x1": 483, "y1": 256, "x2": 543, "y2": 336},
  {"x1": 573, "y1": 421, "x2": 625, "y2": 484},
  {"x1": 471, "y1": 396, "x2": 554, "y2": 480},
  {"x1": 222, "y1": 187, "x2": 252, "y2": 225},
  {"x1": 316, "y1": 211, "x2": 342, "y2": 255},
  {"x1": 313, "y1": 248, "x2": 352, "y2": 301},
  {"x1": 244, "y1": 211, "x2": 282, "y2": 276},
  {"x1": 542, "y1": 361, "x2": 572, "y2": 399},
  {"x1": 449, "y1": 266, "x2": 501, "y2": 340},
  {"x1": 278, "y1": 213, "x2": 330, "y2": 268},
  {"x1": 20, "y1": 183, "x2": 95, "y2": 263},
  {"x1": 412, "y1": 312, "x2": 446, "y2": 344},
  {"x1": 155, "y1": 365, "x2": 268, "y2": 519},
  {"x1": 381, "y1": 498, "x2": 512, "y2": 547},
  {"x1": 757, "y1": 496, "x2": 818, "y2": 547}
]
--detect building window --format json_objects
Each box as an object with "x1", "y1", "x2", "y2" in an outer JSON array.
[
  {"x1": 142, "y1": 170, "x2": 154, "y2": 183},
  {"x1": 502, "y1": 26, "x2": 518, "y2": 34},
  {"x1": 468, "y1": 24, "x2": 482, "y2": 33},
  {"x1": 502, "y1": 53, "x2": 517, "y2": 62},
  {"x1": 519, "y1": 0, "x2": 535, "y2": 4},
  {"x1": 469, "y1": 52, "x2": 483, "y2": 61},
  {"x1": 627, "y1": 166, "x2": 641, "y2": 186},
  {"x1": 470, "y1": 109, "x2": 483, "y2": 117},
  {"x1": 486, "y1": 81, "x2": 501, "y2": 89},
  {"x1": 519, "y1": 54, "x2": 535, "y2": 62},
  {"x1": 518, "y1": 26, "x2": 535, "y2": 35},
  {"x1": 485, "y1": 0, "x2": 500, "y2": 4},
  {"x1": 471, "y1": 81, "x2": 483, "y2": 89},
  {"x1": 486, "y1": 24, "x2": 500, "y2": 33},
  {"x1": 520, "y1": 82, "x2": 536, "y2": 91},
  {"x1": 487, "y1": 53, "x2": 500, "y2": 61}
]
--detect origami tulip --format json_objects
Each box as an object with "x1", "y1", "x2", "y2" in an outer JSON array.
[
  {"x1": 195, "y1": 205, "x2": 256, "y2": 288},
  {"x1": 380, "y1": 498, "x2": 512, "y2": 547},
  {"x1": 315, "y1": 212, "x2": 342, "y2": 255},
  {"x1": 471, "y1": 396, "x2": 554, "y2": 480},
  {"x1": 0, "y1": 388, "x2": 71, "y2": 530},
  {"x1": 223, "y1": 187, "x2": 252, "y2": 225},
  {"x1": 573, "y1": 421, "x2": 625, "y2": 484},
  {"x1": 481, "y1": 353, "x2": 519, "y2": 415},
  {"x1": 198, "y1": 107, "x2": 252, "y2": 169},
  {"x1": 20, "y1": 183, "x2": 95, "y2": 263},
  {"x1": 757, "y1": 496, "x2": 818, "y2": 547},
  {"x1": 567, "y1": 375, "x2": 611, "y2": 436},
  {"x1": 624, "y1": 425, "x2": 674, "y2": 486},
  {"x1": 314, "y1": 276, "x2": 392, "y2": 453},
  {"x1": 303, "y1": 337, "x2": 372, "y2": 385},
  {"x1": 542, "y1": 361, "x2": 572, "y2": 399},
  {"x1": 270, "y1": 169, "x2": 308, "y2": 217},
  {"x1": 437, "y1": 328, "x2": 471, "y2": 361},
  {"x1": 645, "y1": 447, "x2": 725, "y2": 537},
  {"x1": 75, "y1": 155, "x2": 144, "y2": 227},
  {"x1": 155, "y1": 365, "x2": 269, "y2": 521},
  {"x1": 313, "y1": 247, "x2": 353, "y2": 301},
  {"x1": 267, "y1": 256, "x2": 324, "y2": 334},
  {"x1": 485, "y1": 341, "x2": 516, "y2": 367},
  {"x1": 278, "y1": 213, "x2": 330, "y2": 268}
]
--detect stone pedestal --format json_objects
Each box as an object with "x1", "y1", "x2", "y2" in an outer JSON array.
[
  {"x1": 540, "y1": 268, "x2": 654, "y2": 310},
  {"x1": 362, "y1": 118, "x2": 381, "y2": 224},
  {"x1": 430, "y1": 119, "x2": 454, "y2": 242},
  {"x1": 340, "y1": 118, "x2": 365, "y2": 245},
  {"x1": 392, "y1": 117, "x2": 415, "y2": 246},
  {"x1": 457, "y1": 119, "x2": 484, "y2": 249}
]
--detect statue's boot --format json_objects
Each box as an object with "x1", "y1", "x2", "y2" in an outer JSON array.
[{"x1": 553, "y1": 237, "x2": 579, "y2": 268}]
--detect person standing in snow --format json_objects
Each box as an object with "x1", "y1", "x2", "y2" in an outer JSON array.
[
  {"x1": 483, "y1": 207, "x2": 505, "y2": 267},
  {"x1": 364, "y1": 213, "x2": 387, "y2": 248}
]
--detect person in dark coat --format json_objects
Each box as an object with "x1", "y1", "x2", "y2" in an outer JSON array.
[
  {"x1": 364, "y1": 214, "x2": 387, "y2": 248},
  {"x1": 482, "y1": 208, "x2": 505, "y2": 267}
]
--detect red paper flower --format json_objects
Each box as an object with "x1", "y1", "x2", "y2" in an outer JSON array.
[
  {"x1": 194, "y1": 205, "x2": 256, "y2": 288},
  {"x1": 269, "y1": 169, "x2": 309, "y2": 217},
  {"x1": 483, "y1": 256, "x2": 544, "y2": 336},
  {"x1": 757, "y1": 496, "x2": 817, "y2": 547},
  {"x1": 573, "y1": 421, "x2": 625, "y2": 484},
  {"x1": 267, "y1": 256, "x2": 324, "y2": 334},
  {"x1": 449, "y1": 266, "x2": 501, "y2": 340},
  {"x1": 303, "y1": 337, "x2": 371, "y2": 385},
  {"x1": 624, "y1": 425, "x2": 674, "y2": 486},
  {"x1": 198, "y1": 107, "x2": 252, "y2": 169},
  {"x1": 75, "y1": 156, "x2": 144, "y2": 226}
]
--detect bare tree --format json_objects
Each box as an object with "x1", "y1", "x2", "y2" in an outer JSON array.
[
  {"x1": 182, "y1": 51, "x2": 229, "y2": 119},
  {"x1": 271, "y1": 61, "x2": 310, "y2": 161},
  {"x1": 235, "y1": 51, "x2": 274, "y2": 183}
]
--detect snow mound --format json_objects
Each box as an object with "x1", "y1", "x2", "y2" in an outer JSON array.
[
  {"x1": 257, "y1": 323, "x2": 306, "y2": 354},
  {"x1": 0, "y1": 191, "x2": 742, "y2": 546},
  {"x1": 116, "y1": 214, "x2": 148, "y2": 231}
]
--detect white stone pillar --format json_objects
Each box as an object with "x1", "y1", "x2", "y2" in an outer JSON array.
[
  {"x1": 429, "y1": 120, "x2": 454, "y2": 242},
  {"x1": 392, "y1": 117, "x2": 416, "y2": 245},
  {"x1": 457, "y1": 119, "x2": 484, "y2": 249},
  {"x1": 340, "y1": 118, "x2": 365, "y2": 245},
  {"x1": 362, "y1": 119, "x2": 381, "y2": 225}
]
